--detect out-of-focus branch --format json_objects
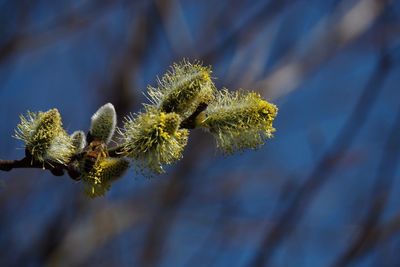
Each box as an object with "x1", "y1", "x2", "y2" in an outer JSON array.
[
  {"x1": 46, "y1": 199, "x2": 149, "y2": 267},
  {"x1": 329, "y1": 213, "x2": 400, "y2": 267},
  {"x1": 137, "y1": 136, "x2": 211, "y2": 267},
  {"x1": 155, "y1": 0, "x2": 194, "y2": 55},
  {"x1": 247, "y1": 50, "x2": 393, "y2": 267},
  {"x1": 331, "y1": 108, "x2": 400, "y2": 267},
  {"x1": 104, "y1": 1, "x2": 162, "y2": 117},
  {"x1": 256, "y1": 0, "x2": 389, "y2": 99},
  {"x1": 0, "y1": 0, "x2": 116, "y2": 64},
  {"x1": 201, "y1": 0, "x2": 291, "y2": 63}
]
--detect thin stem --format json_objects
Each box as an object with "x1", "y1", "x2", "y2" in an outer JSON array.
[
  {"x1": 180, "y1": 102, "x2": 208, "y2": 129},
  {"x1": 0, "y1": 156, "x2": 80, "y2": 180}
]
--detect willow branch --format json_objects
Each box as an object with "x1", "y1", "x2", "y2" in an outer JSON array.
[
  {"x1": 0, "y1": 103, "x2": 208, "y2": 178},
  {"x1": 0, "y1": 155, "x2": 79, "y2": 179}
]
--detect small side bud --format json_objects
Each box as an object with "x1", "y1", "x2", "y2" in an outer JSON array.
[
  {"x1": 71, "y1": 131, "x2": 87, "y2": 154},
  {"x1": 148, "y1": 60, "x2": 215, "y2": 118},
  {"x1": 89, "y1": 103, "x2": 117, "y2": 144},
  {"x1": 198, "y1": 89, "x2": 278, "y2": 154},
  {"x1": 82, "y1": 157, "x2": 129, "y2": 198},
  {"x1": 14, "y1": 109, "x2": 74, "y2": 164},
  {"x1": 120, "y1": 106, "x2": 188, "y2": 174}
]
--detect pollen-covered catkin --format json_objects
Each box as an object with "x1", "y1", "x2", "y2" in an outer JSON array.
[
  {"x1": 120, "y1": 106, "x2": 188, "y2": 174},
  {"x1": 147, "y1": 60, "x2": 215, "y2": 118},
  {"x1": 197, "y1": 89, "x2": 278, "y2": 154},
  {"x1": 14, "y1": 109, "x2": 74, "y2": 164},
  {"x1": 82, "y1": 157, "x2": 130, "y2": 198}
]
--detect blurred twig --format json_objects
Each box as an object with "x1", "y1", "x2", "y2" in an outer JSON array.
[
  {"x1": 138, "y1": 132, "x2": 210, "y2": 267},
  {"x1": 46, "y1": 198, "x2": 149, "y2": 267},
  {"x1": 331, "y1": 107, "x2": 400, "y2": 267},
  {"x1": 201, "y1": 0, "x2": 291, "y2": 64},
  {"x1": 103, "y1": 1, "x2": 161, "y2": 117},
  {"x1": 12, "y1": 192, "x2": 86, "y2": 267},
  {"x1": 256, "y1": 0, "x2": 389, "y2": 99},
  {"x1": 0, "y1": 0, "x2": 116, "y2": 64},
  {"x1": 247, "y1": 50, "x2": 393, "y2": 267}
]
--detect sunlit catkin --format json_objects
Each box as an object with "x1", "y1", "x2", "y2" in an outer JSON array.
[
  {"x1": 147, "y1": 60, "x2": 215, "y2": 118},
  {"x1": 82, "y1": 157, "x2": 129, "y2": 198},
  {"x1": 197, "y1": 89, "x2": 278, "y2": 154},
  {"x1": 120, "y1": 106, "x2": 189, "y2": 174},
  {"x1": 14, "y1": 109, "x2": 74, "y2": 164}
]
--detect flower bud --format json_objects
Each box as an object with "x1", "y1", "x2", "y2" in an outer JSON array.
[
  {"x1": 70, "y1": 130, "x2": 87, "y2": 154},
  {"x1": 89, "y1": 103, "x2": 117, "y2": 144}
]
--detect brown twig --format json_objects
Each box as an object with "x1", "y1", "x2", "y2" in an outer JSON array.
[
  {"x1": 180, "y1": 102, "x2": 208, "y2": 129},
  {"x1": 0, "y1": 155, "x2": 80, "y2": 180}
]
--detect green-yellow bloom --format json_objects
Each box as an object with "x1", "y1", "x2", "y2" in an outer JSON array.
[
  {"x1": 120, "y1": 106, "x2": 189, "y2": 174},
  {"x1": 148, "y1": 60, "x2": 215, "y2": 118},
  {"x1": 197, "y1": 89, "x2": 278, "y2": 154},
  {"x1": 14, "y1": 109, "x2": 74, "y2": 164},
  {"x1": 82, "y1": 157, "x2": 129, "y2": 198}
]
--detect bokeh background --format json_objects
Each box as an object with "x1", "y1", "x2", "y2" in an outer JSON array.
[{"x1": 1, "y1": 0, "x2": 400, "y2": 266}]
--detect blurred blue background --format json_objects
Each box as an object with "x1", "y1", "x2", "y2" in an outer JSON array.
[{"x1": 1, "y1": 0, "x2": 400, "y2": 266}]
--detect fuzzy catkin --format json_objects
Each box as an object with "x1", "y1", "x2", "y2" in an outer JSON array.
[
  {"x1": 14, "y1": 109, "x2": 74, "y2": 164},
  {"x1": 120, "y1": 106, "x2": 188, "y2": 174},
  {"x1": 198, "y1": 89, "x2": 278, "y2": 154},
  {"x1": 82, "y1": 157, "x2": 130, "y2": 198},
  {"x1": 147, "y1": 60, "x2": 215, "y2": 119}
]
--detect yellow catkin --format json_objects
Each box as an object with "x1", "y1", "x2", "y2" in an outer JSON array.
[
  {"x1": 14, "y1": 109, "x2": 74, "y2": 164},
  {"x1": 120, "y1": 106, "x2": 188, "y2": 174},
  {"x1": 147, "y1": 60, "x2": 215, "y2": 118},
  {"x1": 82, "y1": 157, "x2": 130, "y2": 198},
  {"x1": 198, "y1": 89, "x2": 278, "y2": 154}
]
